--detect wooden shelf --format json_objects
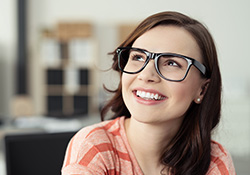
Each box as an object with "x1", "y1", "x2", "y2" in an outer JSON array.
[{"x1": 39, "y1": 22, "x2": 97, "y2": 118}]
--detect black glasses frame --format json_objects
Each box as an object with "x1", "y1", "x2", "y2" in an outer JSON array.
[{"x1": 116, "y1": 47, "x2": 208, "y2": 82}]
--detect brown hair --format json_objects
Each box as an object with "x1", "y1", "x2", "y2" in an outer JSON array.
[{"x1": 101, "y1": 11, "x2": 221, "y2": 175}]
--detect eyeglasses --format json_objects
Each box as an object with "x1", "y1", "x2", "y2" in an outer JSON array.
[{"x1": 116, "y1": 47, "x2": 208, "y2": 82}]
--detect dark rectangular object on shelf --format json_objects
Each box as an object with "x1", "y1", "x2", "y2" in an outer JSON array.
[
  {"x1": 4, "y1": 131, "x2": 76, "y2": 175},
  {"x1": 79, "y1": 69, "x2": 89, "y2": 85},
  {"x1": 47, "y1": 69, "x2": 63, "y2": 85},
  {"x1": 47, "y1": 96, "x2": 63, "y2": 114},
  {"x1": 74, "y1": 95, "x2": 88, "y2": 115}
]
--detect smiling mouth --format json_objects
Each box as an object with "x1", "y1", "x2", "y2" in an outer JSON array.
[{"x1": 134, "y1": 90, "x2": 166, "y2": 101}]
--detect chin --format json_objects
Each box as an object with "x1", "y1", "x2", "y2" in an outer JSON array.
[{"x1": 130, "y1": 112, "x2": 162, "y2": 123}]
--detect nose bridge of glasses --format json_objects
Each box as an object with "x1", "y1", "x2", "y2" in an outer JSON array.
[
  {"x1": 141, "y1": 51, "x2": 155, "y2": 69},
  {"x1": 141, "y1": 52, "x2": 160, "y2": 77},
  {"x1": 144, "y1": 51, "x2": 161, "y2": 72},
  {"x1": 146, "y1": 51, "x2": 157, "y2": 60}
]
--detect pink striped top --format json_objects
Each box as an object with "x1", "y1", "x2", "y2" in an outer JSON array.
[{"x1": 62, "y1": 116, "x2": 236, "y2": 175}]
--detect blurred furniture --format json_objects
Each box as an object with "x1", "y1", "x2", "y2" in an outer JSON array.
[
  {"x1": 38, "y1": 22, "x2": 98, "y2": 118},
  {"x1": 4, "y1": 131, "x2": 76, "y2": 175}
]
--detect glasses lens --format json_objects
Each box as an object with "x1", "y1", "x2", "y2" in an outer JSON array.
[
  {"x1": 157, "y1": 55, "x2": 189, "y2": 81},
  {"x1": 119, "y1": 48, "x2": 147, "y2": 73}
]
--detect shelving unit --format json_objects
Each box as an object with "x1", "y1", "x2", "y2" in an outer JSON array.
[{"x1": 39, "y1": 22, "x2": 97, "y2": 118}]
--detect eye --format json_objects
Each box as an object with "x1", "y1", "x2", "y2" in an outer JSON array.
[
  {"x1": 164, "y1": 59, "x2": 181, "y2": 68},
  {"x1": 133, "y1": 55, "x2": 145, "y2": 61},
  {"x1": 167, "y1": 60, "x2": 178, "y2": 66},
  {"x1": 129, "y1": 52, "x2": 146, "y2": 62}
]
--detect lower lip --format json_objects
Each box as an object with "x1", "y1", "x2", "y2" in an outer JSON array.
[{"x1": 133, "y1": 92, "x2": 167, "y2": 105}]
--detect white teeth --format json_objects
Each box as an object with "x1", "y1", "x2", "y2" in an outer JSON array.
[
  {"x1": 141, "y1": 91, "x2": 146, "y2": 97},
  {"x1": 136, "y1": 90, "x2": 165, "y2": 100},
  {"x1": 154, "y1": 93, "x2": 158, "y2": 99},
  {"x1": 150, "y1": 93, "x2": 154, "y2": 99}
]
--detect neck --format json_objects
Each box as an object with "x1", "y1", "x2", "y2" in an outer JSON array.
[{"x1": 125, "y1": 117, "x2": 182, "y2": 174}]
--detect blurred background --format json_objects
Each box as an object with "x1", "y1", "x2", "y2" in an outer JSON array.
[{"x1": 0, "y1": 0, "x2": 249, "y2": 174}]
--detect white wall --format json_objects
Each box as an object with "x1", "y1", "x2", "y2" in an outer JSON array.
[
  {"x1": 0, "y1": 0, "x2": 16, "y2": 117},
  {"x1": 1, "y1": 0, "x2": 250, "y2": 157}
]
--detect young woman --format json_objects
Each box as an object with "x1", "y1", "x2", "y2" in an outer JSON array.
[{"x1": 62, "y1": 11, "x2": 236, "y2": 175}]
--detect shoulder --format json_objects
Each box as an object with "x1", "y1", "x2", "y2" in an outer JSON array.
[
  {"x1": 206, "y1": 140, "x2": 236, "y2": 175},
  {"x1": 62, "y1": 117, "x2": 127, "y2": 174},
  {"x1": 67, "y1": 116, "x2": 124, "y2": 158},
  {"x1": 74, "y1": 117, "x2": 122, "y2": 143}
]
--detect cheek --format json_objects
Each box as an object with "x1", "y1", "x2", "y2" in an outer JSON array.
[
  {"x1": 121, "y1": 74, "x2": 135, "y2": 115},
  {"x1": 169, "y1": 81, "x2": 200, "y2": 111},
  {"x1": 121, "y1": 74, "x2": 130, "y2": 92},
  {"x1": 171, "y1": 85, "x2": 193, "y2": 106},
  {"x1": 121, "y1": 74, "x2": 134, "y2": 101},
  {"x1": 174, "y1": 70, "x2": 203, "y2": 102},
  {"x1": 174, "y1": 84, "x2": 196, "y2": 100}
]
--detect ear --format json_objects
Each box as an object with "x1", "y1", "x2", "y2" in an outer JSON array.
[{"x1": 194, "y1": 79, "x2": 210, "y2": 104}]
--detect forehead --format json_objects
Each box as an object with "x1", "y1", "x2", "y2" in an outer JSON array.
[{"x1": 132, "y1": 25, "x2": 202, "y2": 61}]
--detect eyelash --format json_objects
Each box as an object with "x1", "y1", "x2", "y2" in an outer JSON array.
[{"x1": 130, "y1": 53, "x2": 145, "y2": 61}]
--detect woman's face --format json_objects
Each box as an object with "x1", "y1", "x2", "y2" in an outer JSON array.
[{"x1": 122, "y1": 25, "x2": 208, "y2": 125}]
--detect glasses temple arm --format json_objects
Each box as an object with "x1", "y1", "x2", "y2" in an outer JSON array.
[{"x1": 193, "y1": 60, "x2": 207, "y2": 77}]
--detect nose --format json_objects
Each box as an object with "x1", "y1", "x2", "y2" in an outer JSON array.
[{"x1": 137, "y1": 60, "x2": 161, "y2": 83}]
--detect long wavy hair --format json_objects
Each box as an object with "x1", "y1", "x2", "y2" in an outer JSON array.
[{"x1": 101, "y1": 11, "x2": 221, "y2": 175}]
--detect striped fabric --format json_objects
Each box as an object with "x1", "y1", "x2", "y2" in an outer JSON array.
[{"x1": 61, "y1": 117, "x2": 236, "y2": 175}]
